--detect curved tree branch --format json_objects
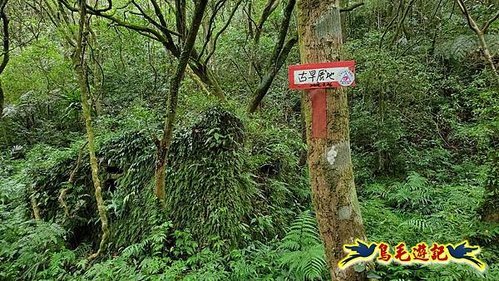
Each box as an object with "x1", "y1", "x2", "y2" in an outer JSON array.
[
  {"x1": 198, "y1": 0, "x2": 227, "y2": 60},
  {"x1": 340, "y1": 2, "x2": 364, "y2": 13},
  {"x1": 482, "y1": 11, "x2": 499, "y2": 34},
  {"x1": 248, "y1": 0, "x2": 296, "y2": 113},
  {"x1": 254, "y1": 0, "x2": 279, "y2": 44},
  {"x1": 204, "y1": 0, "x2": 242, "y2": 65},
  {"x1": 455, "y1": 0, "x2": 499, "y2": 85}
]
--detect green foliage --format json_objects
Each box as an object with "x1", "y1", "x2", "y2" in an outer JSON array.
[
  {"x1": 165, "y1": 106, "x2": 256, "y2": 248},
  {"x1": 360, "y1": 172, "x2": 499, "y2": 280},
  {"x1": 246, "y1": 113, "x2": 310, "y2": 240},
  {"x1": 0, "y1": 89, "x2": 83, "y2": 149},
  {"x1": 2, "y1": 38, "x2": 73, "y2": 105},
  {"x1": 0, "y1": 171, "x2": 76, "y2": 280},
  {"x1": 279, "y1": 211, "x2": 328, "y2": 281},
  {"x1": 1, "y1": 0, "x2": 498, "y2": 280},
  {"x1": 347, "y1": 34, "x2": 435, "y2": 178}
]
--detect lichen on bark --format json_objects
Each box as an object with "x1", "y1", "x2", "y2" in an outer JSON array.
[{"x1": 297, "y1": 0, "x2": 367, "y2": 280}]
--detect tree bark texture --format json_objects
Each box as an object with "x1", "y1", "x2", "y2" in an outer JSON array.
[
  {"x1": 296, "y1": 0, "x2": 366, "y2": 280},
  {"x1": 73, "y1": 0, "x2": 109, "y2": 260},
  {"x1": 0, "y1": 0, "x2": 9, "y2": 118},
  {"x1": 155, "y1": 0, "x2": 209, "y2": 202}
]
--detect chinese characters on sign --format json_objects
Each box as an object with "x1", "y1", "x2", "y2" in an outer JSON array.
[
  {"x1": 288, "y1": 61, "x2": 356, "y2": 139},
  {"x1": 338, "y1": 240, "x2": 486, "y2": 272},
  {"x1": 288, "y1": 61, "x2": 355, "y2": 89}
]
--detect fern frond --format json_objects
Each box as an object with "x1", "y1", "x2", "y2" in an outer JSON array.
[{"x1": 281, "y1": 211, "x2": 321, "y2": 251}]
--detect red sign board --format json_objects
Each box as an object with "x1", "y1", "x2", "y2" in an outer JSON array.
[{"x1": 288, "y1": 61, "x2": 356, "y2": 90}]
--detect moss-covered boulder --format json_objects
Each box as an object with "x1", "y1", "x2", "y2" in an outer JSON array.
[{"x1": 165, "y1": 107, "x2": 255, "y2": 248}]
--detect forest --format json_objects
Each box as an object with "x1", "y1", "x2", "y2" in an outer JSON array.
[{"x1": 0, "y1": 0, "x2": 498, "y2": 280}]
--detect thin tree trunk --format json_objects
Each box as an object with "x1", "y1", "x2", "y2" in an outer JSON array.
[
  {"x1": 456, "y1": 0, "x2": 499, "y2": 86},
  {"x1": 0, "y1": 0, "x2": 9, "y2": 118},
  {"x1": 0, "y1": 83, "x2": 4, "y2": 117},
  {"x1": 254, "y1": 0, "x2": 279, "y2": 45},
  {"x1": 155, "y1": 0, "x2": 209, "y2": 203},
  {"x1": 248, "y1": 36, "x2": 297, "y2": 113},
  {"x1": 73, "y1": 0, "x2": 109, "y2": 260},
  {"x1": 391, "y1": 0, "x2": 416, "y2": 46},
  {"x1": 30, "y1": 194, "x2": 41, "y2": 222},
  {"x1": 248, "y1": 0, "x2": 297, "y2": 113},
  {"x1": 476, "y1": 30, "x2": 499, "y2": 85},
  {"x1": 246, "y1": 1, "x2": 253, "y2": 39},
  {"x1": 90, "y1": 26, "x2": 104, "y2": 115},
  {"x1": 296, "y1": 0, "x2": 366, "y2": 280}
]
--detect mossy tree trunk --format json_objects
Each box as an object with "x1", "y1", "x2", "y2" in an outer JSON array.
[
  {"x1": 296, "y1": 0, "x2": 366, "y2": 280},
  {"x1": 89, "y1": 25, "x2": 104, "y2": 115},
  {"x1": 73, "y1": 0, "x2": 109, "y2": 260},
  {"x1": 154, "y1": 0, "x2": 209, "y2": 203},
  {"x1": 456, "y1": 0, "x2": 499, "y2": 86}
]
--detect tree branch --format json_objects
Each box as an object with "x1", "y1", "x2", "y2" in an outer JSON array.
[
  {"x1": 204, "y1": 0, "x2": 242, "y2": 65},
  {"x1": 254, "y1": 0, "x2": 279, "y2": 44},
  {"x1": 379, "y1": 0, "x2": 402, "y2": 48},
  {"x1": 90, "y1": 0, "x2": 112, "y2": 12},
  {"x1": 340, "y1": 2, "x2": 364, "y2": 13},
  {"x1": 455, "y1": 0, "x2": 481, "y2": 33},
  {"x1": 198, "y1": 0, "x2": 227, "y2": 60},
  {"x1": 248, "y1": 0, "x2": 296, "y2": 113},
  {"x1": 174, "y1": 0, "x2": 186, "y2": 39},
  {"x1": 60, "y1": 0, "x2": 178, "y2": 53},
  {"x1": 131, "y1": 0, "x2": 166, "y2": 34},
  {"x1": 268, "y1": 0, "x2": 294, "y2": 68},
  {"x1": 482, "y1": 10, "x2": 499, "y2": 34},
  {"x1": 150, "y1": 0, "x2": 168, "y2": 28}
]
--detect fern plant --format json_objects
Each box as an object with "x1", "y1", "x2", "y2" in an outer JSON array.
[{"x1": 279, "y1": 211, "x2": 328, "y2": 281}]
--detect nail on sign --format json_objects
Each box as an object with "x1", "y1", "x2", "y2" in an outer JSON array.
[{"x1": 288, "y1": 61, "x2": 355, "y2": 90}]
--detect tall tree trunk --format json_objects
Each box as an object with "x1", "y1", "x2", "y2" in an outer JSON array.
[
  {"x1": 296, "y1": 1, "x2": 366, "y2": 280},
  {"x1": 155, "y1": 0, "x2": 209, "y2": 203},
  {"x1": 73, "y1": 0, "x2": 109, "y2": 260},
  {"x1": 0, "y1": 0, "x2": 9, "y2": 118}
]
